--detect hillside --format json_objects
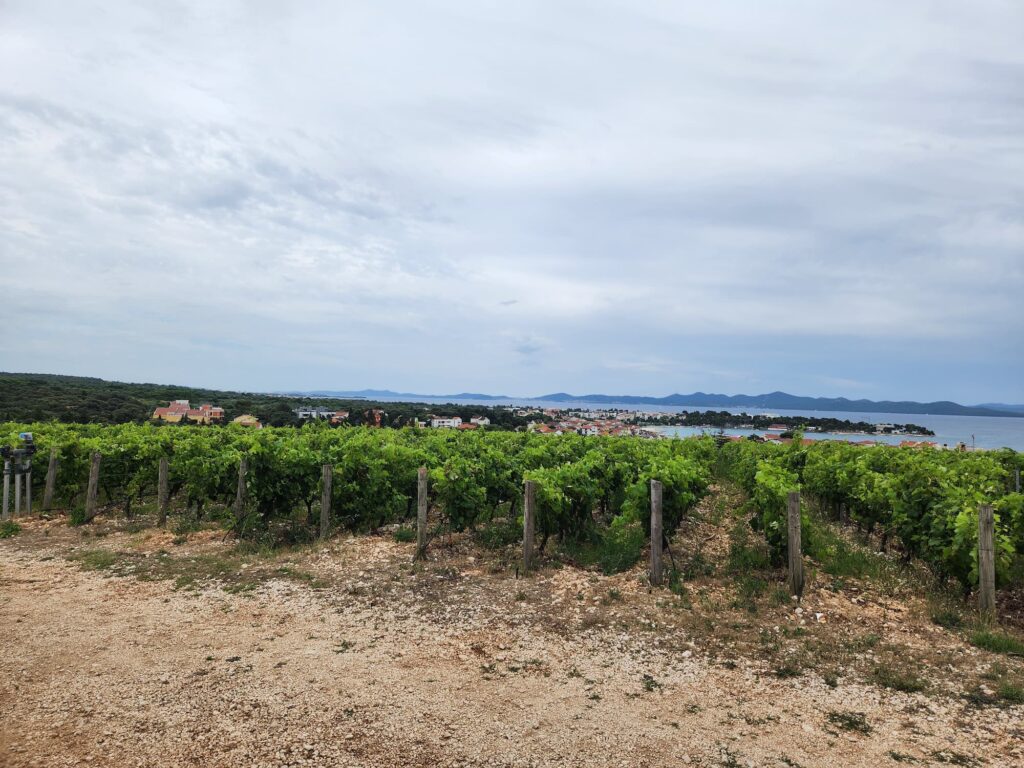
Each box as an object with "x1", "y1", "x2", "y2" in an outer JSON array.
[{"x1": 0, "y1": 373, "x2": 533, "y2": 429}]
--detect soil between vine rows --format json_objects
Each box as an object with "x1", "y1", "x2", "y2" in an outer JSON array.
[{"x1": 1, "y1": 489, "x2": 1022, "y2": 767}]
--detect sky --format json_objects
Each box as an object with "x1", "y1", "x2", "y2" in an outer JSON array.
[{"x1": 1, "y1": 1, "x2": 1022, "y2": 404}]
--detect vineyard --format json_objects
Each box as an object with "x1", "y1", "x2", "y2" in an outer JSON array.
[
  {"x1": 3, "y1": 421, "x2": 1023, "y2": 598},
  {"x1": 720, "y1": 438, "x2": 1024, "y2": 590},
  {"x1": 4, "y1": 423, "x2": 1024, "y2": 767},
  {"x1": 0, "y1": 422, "x2": 715, "y2": 575}
]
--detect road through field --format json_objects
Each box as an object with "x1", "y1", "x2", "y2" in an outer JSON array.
[{"x1": 1, "y1": 538, "x2": 1021, "y2": 767}]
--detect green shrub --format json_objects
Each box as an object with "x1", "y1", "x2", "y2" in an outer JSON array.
[{"x1": 0, "y1": 520, "x2": 21, "y2": 538}]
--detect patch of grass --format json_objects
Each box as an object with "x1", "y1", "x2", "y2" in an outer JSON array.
[
  {"x1": 970, "y1": 629, "x2": 1024, "y2": 656},
  {"x1": 805, "y1": 520, "x2": 878, "y2": 580},
  {"x1": 872, "y1": 664, "x2": 927, "y2": 693},
  {"x1": 732, "y1": 573, "x2": 767, "y2": 614},
  {"x1": 998, "y1": 680, "x2": 1024, "y2": 703},
  {"x1": 0, "y1": 520, "x2": 22, "y2": 538},
  {"x1": 393, "y1": 526, "x2": 416, "y2": 543},
  {"x1": 930, "y1": 609, "x2": 964, "y2": 630},
  {"x1": 475, "y1": 518, "x2": 519, "y2": 550},
  {"x1": 826, "y1": 710, "x2": 871, "y2": 734},
  {"x1": 71, "y1": 549, "x2": 119, "y2": 571},
  {"x1": 727, "y1": 520, "x2": 771, "y2": 573}
]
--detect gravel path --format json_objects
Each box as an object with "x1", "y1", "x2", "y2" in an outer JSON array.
[{"x1": 1, "y1": 538, "x2": 1022, "y2": 767}]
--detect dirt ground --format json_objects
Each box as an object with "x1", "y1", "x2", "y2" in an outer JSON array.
[{"x1": 1, "y1": 503, "x2": 1022, "y2": 767}]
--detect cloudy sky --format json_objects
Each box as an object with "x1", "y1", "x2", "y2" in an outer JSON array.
[{"x1": 1, "y1": 1, "x2": 1022, "y2": 402}]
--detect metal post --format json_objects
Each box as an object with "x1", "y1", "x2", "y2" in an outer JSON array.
[
  {"x1": 14, "y1": 470, "x2": 21, "y2": 519},
  {"x1": 25, "y1": 469, "x2": 31, "y2": 515}
]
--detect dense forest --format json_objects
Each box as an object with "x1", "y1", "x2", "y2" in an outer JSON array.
[{"x1": 0, "y1": 373, "x2": 540, "y2": 430}]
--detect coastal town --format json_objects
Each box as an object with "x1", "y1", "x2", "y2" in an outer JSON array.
[{"x1": 149, "y1": 399, "x2": 953, "y2": 447}]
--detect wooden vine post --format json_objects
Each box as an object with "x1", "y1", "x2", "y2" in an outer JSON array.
[
  {"x1": 320, "y1": 464, "x2": 332, "y2": 540},
  {"x1": 649, "y1": 479, "x2": 664, "y2": 586},
  {"x1": 234, "y1": 455, "x2": 248, "y2": 518},
  {"x1": 25, "y1": 467, "x2": 31, "y2": 515},
  {"x1": 415, "y1": 467, "x2": 428, "y2": 560},
  {"x1": 14, "y1": 467, "x2": 21, "y2": 518},
  {"x1": 83, "y1": 452, "x2": 102, "y2": 522},
  {"x1": 522, "y1": 479, "x2": 536, "y2": 571},
  {"x1": 157, "y1": 457, "x2": 169, "y2": 527},
  {"x1": 978, "y1": 504, "x2": 996, "y2": 619},
  {"x1": 787, "y1": 491, "x2": 804, "y2": 598},
  {"x1": 43, "y1": 447, "x2": 58, "y2": 511}
]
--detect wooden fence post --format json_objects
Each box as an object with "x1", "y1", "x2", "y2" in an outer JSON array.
[
  {"x1": 14, "y1": 470, "x2": 21, "y2": 519},
  {"x1": 523, "y1": 480, "x2": 536, "y2": 571},
  {"x1": 43, "y1": 447, "x2": 58, "y2": 511},
  {"x1": 157, "y1": 457, "x2": 169, "y2": 527},
  {"x1": 839, "y1": 502, "x2": 849, "y2": 525},
  {"x1": 2, "y1": 460, "x2": 9, "y2": 521},
  {"x1": 978, "y1": 504, "x2": 996, "y2": 619},
  {"x1": 650, "y1": 479, "x2": 664, "y2": 586},
  {"x1": 25, "y1": 469, "x2": 31, "y2": 515},
  {"x1": 320, "y1": 464, "x2": 332, "y2": 540},
  {"x1": 415, "y1": 467, "x2": 428, "y2": 560},
  {"x1": 234, "y1": 456, "x2": 248, "y2": 518},
  {"x1": 83, "y1": 452, "x2": 101, "y2": 522},
  {"x1": 787, "y1": 491, "x2": 804, "y2": 598}
]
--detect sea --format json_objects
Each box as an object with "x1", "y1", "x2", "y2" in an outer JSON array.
[{"x1": 360, "y1": 396, "x2": 1024, "y2": 451}]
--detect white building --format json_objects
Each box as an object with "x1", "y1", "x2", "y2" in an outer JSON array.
[
  {"x1": 294, "y1": 407, "x2": 338, "y2": 420},
  {"x1": 470, "y1": 416, "x2": 490, "y2": 426},
  {"x1": 430, "y1": 416, "x2": 463, "y2": 429}
]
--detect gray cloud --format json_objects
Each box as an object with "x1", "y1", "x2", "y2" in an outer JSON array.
[{"x1": 0, "y1": 1, "x2": 1022, "y2": 402}]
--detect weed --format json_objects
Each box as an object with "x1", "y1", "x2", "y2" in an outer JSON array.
[
  {"x1": 0, "y1": 520, "x2": 21, "y2": 538},
  {"x1": 773, "y1": 660, "x2": 803, "y2": 679},
  {"x1": 333, "y1": 640, "x2": 355, "y2": 654},
  {"x1": 641, "y1": 673, "x2": 661, "y2": 692},
  {"x1": 929, "y1": 750, "x2": 979, "y2": 767},
  {"x1": 872, "y1": 664, "x2": 927, "y2": 693},
  {"x1": 887, "y1": 752, "x2": 918, "y2": 763},
  {"x1": 393, "y1": 526, "x2": 416, "y2": 543},
  {"x1": 826, "y1": 710, "x2": 871, "y2": 734}
]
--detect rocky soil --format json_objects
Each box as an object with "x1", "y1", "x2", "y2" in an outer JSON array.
[{"x1": 1, "y1": 502, "x2": 1022, "y2": 767}]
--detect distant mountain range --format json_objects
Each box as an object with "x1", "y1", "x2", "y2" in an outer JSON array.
[{"x1": 284, "y1": 389, "x2": 1024, "y2": 418}]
